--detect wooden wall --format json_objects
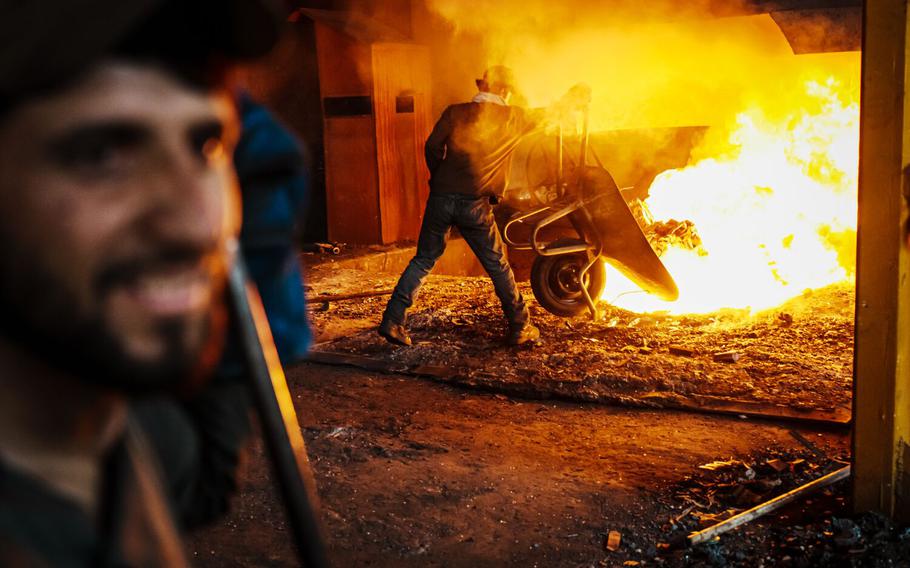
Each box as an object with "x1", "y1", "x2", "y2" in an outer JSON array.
[{"x1": 316, "y1": 22, "x2": 382, "y2": 244}]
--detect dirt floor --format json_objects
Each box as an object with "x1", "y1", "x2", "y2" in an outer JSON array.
[
  {"x1": 305, "y1": 263, "x2": 854, "y2": 424},
  {"x1": 185, "y1": 258, "x2": 885, "y2": 566},
  {"x1": 189, "y1": 362, "x2": 857, "y2": 567}
]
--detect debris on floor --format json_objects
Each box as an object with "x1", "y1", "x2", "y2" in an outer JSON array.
[
  {"x1": 646, "y1": 447, "x2": 910, "y2": 567},
  {"x1": 306, "y1": 266, "x2": 854, "y2": 422},
  {"x1": 606, "y1": 530, "x2": 623, "y2": 552}
]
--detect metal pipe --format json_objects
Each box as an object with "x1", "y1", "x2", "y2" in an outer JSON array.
[
  {"x1": 228, "y1": 254, "x2": 328, "y2": 568},
  {"x1": 578, "y1": 105, "x2": 590, "y2": 176},
  {"x1": 529, "y1": 192, "x2": 606, "y2": 256},
  {"x1": 306, "y1": 289, "x2": 393, "y2": 304},
  {"x1": 577, "y1": 242, "x2": 605, "y2": 320},
  {"x1": 556, "y1": 122, "x2": 564, "y2": 197},
  {"x1": 530, "y1": 200, "x2": 588, "y2": 256},
  {"x1": 503, "y1": 206, "x2": 554, "y2": 249}
]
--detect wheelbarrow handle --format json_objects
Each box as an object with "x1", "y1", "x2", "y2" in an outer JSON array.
[
  {"x1": 228, "y1": 254, "x2": 329, "y2": 568},
  {"x1": 503, "y1": 206, "x2": 553, "y2": 249}
]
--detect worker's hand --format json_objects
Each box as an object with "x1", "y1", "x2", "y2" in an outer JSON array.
[{"x1": 559, "y1": 83, "x2": 592, "y2": 111}]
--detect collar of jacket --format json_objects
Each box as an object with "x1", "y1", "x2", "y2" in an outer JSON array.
[{"x1": 471, "y1": 92, "x2": 508, "y2": 106}]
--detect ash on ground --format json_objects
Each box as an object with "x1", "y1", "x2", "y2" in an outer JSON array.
[{"x1": 307, "y1": 265, "x2": 853, "y2": 418}]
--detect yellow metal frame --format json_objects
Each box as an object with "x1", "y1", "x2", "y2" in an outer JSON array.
[{"x1": 853, "y1": 0, "x2": 910, "y2": 521}]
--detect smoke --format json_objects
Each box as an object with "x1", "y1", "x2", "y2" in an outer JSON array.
[{"x1": 421, "y1": 0, "x2": 860, "y2": 132}]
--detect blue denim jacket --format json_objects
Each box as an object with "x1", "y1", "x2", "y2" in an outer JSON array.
[{"x1": 229, "y1": 94, "x2": 312, "y2": 364}]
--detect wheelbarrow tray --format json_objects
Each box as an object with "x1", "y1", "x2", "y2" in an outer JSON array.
[{"x1": 577, "y1": 167, "x2": 679, "y2": 302}]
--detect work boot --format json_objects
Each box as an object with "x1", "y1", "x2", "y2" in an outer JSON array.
[
  {"x1": 378, "y1": 318, "x2": 412, "y2": 346},
  {"x1": 507, "y1": 323, "x2": 540, "y2": 346}
]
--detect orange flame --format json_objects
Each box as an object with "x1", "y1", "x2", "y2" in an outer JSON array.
[
  {"x1": 421, "y1": 1, "x2": 861, "y2": 314},
  {"x1": 603, "y1": 77, "x2": 859, "y2": 314}
]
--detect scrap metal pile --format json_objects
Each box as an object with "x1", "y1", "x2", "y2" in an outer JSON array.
[
  {"x1": 629, "y1": 198, "x2": 704, "y2": 258},
  {"x1": 654, "y1": 447, "x2": 910, "y2": 567}
]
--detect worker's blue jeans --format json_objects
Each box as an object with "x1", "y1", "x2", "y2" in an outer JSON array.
[{"x1": 382, "y1": 192, "x2": 530, "y2": 330}]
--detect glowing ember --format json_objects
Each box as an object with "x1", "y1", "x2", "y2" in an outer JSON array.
[{"x1": 603, "y1": 78, "x2": 859, "y2": 314}]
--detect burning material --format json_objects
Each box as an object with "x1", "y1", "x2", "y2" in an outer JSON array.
[
  {"x1": 425, "y1": 1, "x2": 860, "y2": 316},
  {"x1": 604, "y1": 78, "x2": 860, "y2": 314},
  {"x1": 644, "y1": 219, "x2": 702, "y2": 259}
]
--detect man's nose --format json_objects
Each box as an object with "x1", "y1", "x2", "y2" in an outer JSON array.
[{"x1": 141, "y1": 151, "x2": 233, "y2": 252}]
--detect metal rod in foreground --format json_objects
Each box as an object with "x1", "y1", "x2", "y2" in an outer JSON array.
[
  {"x1": 688, "y1": 465, "x2": 851, "y2": 546},
  {"x1": 228, "y1": 256, "x2": 329, "y2": 568}
]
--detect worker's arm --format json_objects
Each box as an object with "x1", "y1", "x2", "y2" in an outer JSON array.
[
  {"x1": 558, "y1": 83, "x2": 593, "y2": 114},
  {"x1": 521, "y1": 83, "x2": 593, "y2": 132},
  {"x1": 425, "y1": 106, "x2": 454, "y2": 173},
  {"x1": 231, "y1": 95, "x2": 312, "y2": 362}
]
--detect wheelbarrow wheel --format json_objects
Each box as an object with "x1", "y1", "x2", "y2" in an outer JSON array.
[{"x1": 530, "y1": 239, "x2": 606, "y2": 317}]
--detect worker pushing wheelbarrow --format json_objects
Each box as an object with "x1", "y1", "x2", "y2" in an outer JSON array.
[
  {"x1": 501, "y1": 103, "x2": 680, "y2": 319},
  {"x1": 378, "y1": 68, "x2": 679, "y2": 349}
]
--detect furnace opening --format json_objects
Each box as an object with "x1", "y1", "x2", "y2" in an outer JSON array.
[{"x1": 294, "y1": 4, "x2": 859, "y2": 427}]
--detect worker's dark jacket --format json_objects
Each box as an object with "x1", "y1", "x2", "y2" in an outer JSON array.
[{"x1": 426, "y1": 102, "x2": 541, "y2": 198}]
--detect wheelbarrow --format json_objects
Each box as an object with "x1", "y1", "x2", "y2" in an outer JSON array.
[{"x1": 501, "y1": 107, "x2": 679, "y2": 319}]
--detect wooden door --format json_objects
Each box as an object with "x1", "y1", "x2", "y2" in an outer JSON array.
[{"x1": 372, "y1": 43, "x2": 433, "y2": 244}]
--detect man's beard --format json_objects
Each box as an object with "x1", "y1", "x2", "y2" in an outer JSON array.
[{"x1": 0, "y1": 239, "x2": 226, "y2": 395}]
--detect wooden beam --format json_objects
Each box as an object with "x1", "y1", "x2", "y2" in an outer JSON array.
[
  {"x1": 306, "y1": 351, "x2": 852, "y2": 427},
  {"x1": 306, "y1": 289, "x2": 393, "y2": 304},
  {"x1": 689, "y1": 466, "x2": 851, "y2": 546},
  {"x1": 853, "y1": 0, "x2": 910, "y2": 521}
]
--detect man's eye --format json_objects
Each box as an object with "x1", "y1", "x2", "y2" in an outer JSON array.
[
  {"x1": 49, "y1": 126, "x2": 144, "y2": 176},
  {"x1": 65, "y1": 143, "x2": 132, "y2": 171}
]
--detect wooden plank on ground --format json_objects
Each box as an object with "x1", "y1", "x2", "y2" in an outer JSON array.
[
  {"x1": 688, "y1": 466, "x2": 851, "y2": 546},
  {"x1": 307, "y1": 351, "x2": 851, "y2": 427},
  {"x1": 306, "y1": 351, "x2": 406, "y2": 374}
]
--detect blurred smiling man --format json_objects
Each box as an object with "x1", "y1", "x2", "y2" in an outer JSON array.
[
  {"x1": 0, "y1": 1, "x2": 282, "y2": 565},
  {"x1": 0, "y1": 59, "x2": 239, "y2": 390}
]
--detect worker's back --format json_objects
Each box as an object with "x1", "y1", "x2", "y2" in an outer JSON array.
[{"x1": 426, "y1": 101, "x2": 537, "y2": 198}]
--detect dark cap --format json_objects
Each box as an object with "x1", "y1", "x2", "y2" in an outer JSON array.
[
  {"x1": 475, "y1": 65, "x2": 516, "y2": 91},
  {"x1": 0, "y1": 0, "x2": 283, "y2": 101}
]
